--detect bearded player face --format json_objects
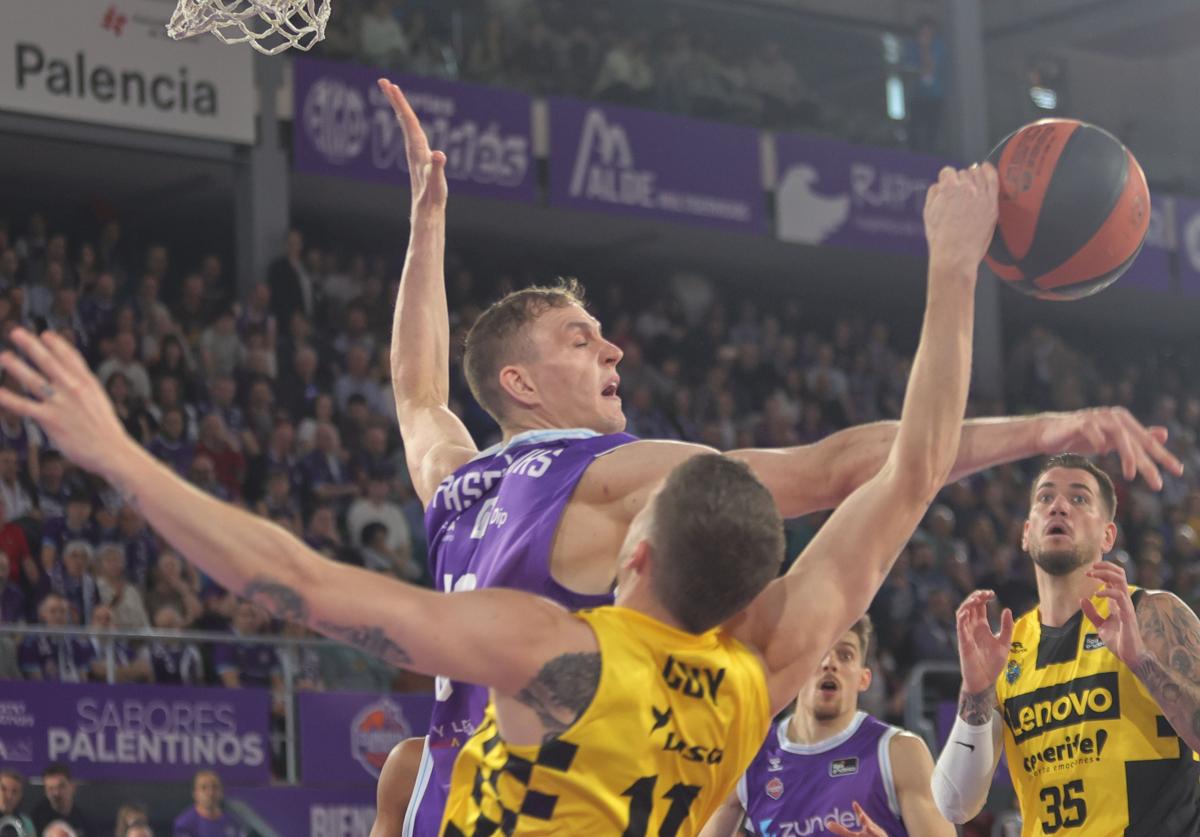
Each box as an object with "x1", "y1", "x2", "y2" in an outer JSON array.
[{"x1": 1022, "y1": 467, "x2": 1117, "y2": 576}]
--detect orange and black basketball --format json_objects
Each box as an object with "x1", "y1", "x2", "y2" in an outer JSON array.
[{"x1": 982, "y1": 118, "x2": 1150, "y2": 300}]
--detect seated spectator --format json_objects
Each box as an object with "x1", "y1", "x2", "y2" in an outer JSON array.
[
  {"x1": 31, "y1": 764, "x2": 93, "y2": 837},
  {"x1": 49, "y1": 540, "x2": 97, "y2": 624},
  {"x1": 113, "y1": 803, "x2": 151, "y2": 837},
  {"x1": 195, "y1": 414, "x2": 245, "y2": 501},
  {"x1": 0, "y1": 403, "x2": 41, "y2": 480},
  {"x1": 213, "y1": 600, "x2": 281, "y2": 691},
  {"x1": 85, "y1": 604, "x2": 150, "y2": 683},
  {"x1": 0, "y1": 448, "x2": 35, "y2": 522},
  {"x1": 96, "y1": 332, "x2": 151, "y2": 403},
  {"x1": 106, "y1": 372, "x2": 153, "y2": 444},
  {"x1": 909, "y1": 587, "x2": 959, "y2": 662},
  {"x1": 173, "y1": 771, "x2": 244, "y2": 837},
  {"x1": 147, "y1": 408, "x2": 196, "y2": 476},
  {"x1": 41, "y1": 483, "x2": 97, "y2": 574},
  {"x1": 333, "y1": 346, "x2": 386, "y2": 415},
  {"x1": 278, "y1": 345, "x2": 326, "y2": 420},
  {"x1": 255, "y1": 468, "x2": 301, "y2": 533},
  {"x1": 593, "y1": 33, "x2": 654, "y2": 106},
  {"x1": 34, "y1": 450, "x2": 68, "y2": 520},
  {"x1": 204, "y1": 376, "x2": 246, "y2": 439},
  {"x1": 94, "y1": 543, "x2": 149, "y2": 629},
  {"x1": 0, "y1": 495, "x2": 31, "y2": 591},
  {"x1": 145, "y1": 553, "x2": 201, "y2": 625},
  {"x1": 79, "y1": 270, "x2": 118, "y2": 341},
  {"x1": 43, "y1": 822, "x2": 79, "y2": 837},
  {"x1": 331, "y1": 304, "x2": 376, "y2": 364},
  {"x1": 116, "y1": 505, "x2": 158, "y2": 591},
  {"x1": 301, "y1": 423, "x2": 359, "y2": 510},
  {"x1": 296, "y1": 393, "x2": 335, "y2": 453},
  {"x1": 147, "y1": 605, "x2": 203, "y2": 686},
  {"x1": 304, "y1": 505, "x2": 343, "y2": 557},
  {"x1": 199, "y1": 309, "x2": 244, "y2": 382},
  {"x1": 0, "y1": 552, "x2": 24, "y2": 624},
  {"x1": 0, "y1": 769, "x2": 35, "y2": 837},
  {"x1": 359, "y1": 522, "x2": 422, "y2": 582},
  {"x1": 280, "y1": 621, "x2": 324, "y2": 691},
  {"x1": 346, "y1": 467, "x2": 410, "y2": 549},
  {"x1": 188, "y1": 454, "x2": 230, "y2": 502}
]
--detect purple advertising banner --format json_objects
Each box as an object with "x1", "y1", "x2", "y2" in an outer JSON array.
[
  {"x1": 547, "y1": 97, "x2": 766, "y2": 232},
  {"x1": 1176, "y1": 197, "x2": 1200, "y2": 296},
  {"x1": 293, "y1": 57, "x2": 536, "y2": 202},
  {"x1": 299, "y1": 692, "x2": 433, "y2": 786},
  {"x1": 0, "y1": 679, "x2": 270, "y2": 783},
  {"x1": 775, "y1": 134, "x2": 948, "y2": 255},
  {"x1": 229, "y1": 785, "x2": 375, "y2": 836},
  {"x1": 1121, "y1": 193, "x2": 1174, "y2": 292}
]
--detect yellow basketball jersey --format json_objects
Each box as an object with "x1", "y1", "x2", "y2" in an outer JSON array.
[
  {"x1": 440, "y1": 605, "x2": 771, "y2": 835},
  {"x1": 996, "y1": 588, "x2": 1200, "y2": 836}
]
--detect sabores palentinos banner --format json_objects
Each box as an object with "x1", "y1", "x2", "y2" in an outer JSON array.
[{"x1": 0, "y1": 680, "x2": 271, "y2": 783}]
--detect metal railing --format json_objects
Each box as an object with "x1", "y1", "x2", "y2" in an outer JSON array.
[{"x1": 0, "y1": 623, "x2": 404, "y2": 784}]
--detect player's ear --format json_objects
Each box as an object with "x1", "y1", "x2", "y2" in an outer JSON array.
[
  {"x1": 1101, "y1": 521, "x2": 1118, "y2": 553},
  {"x1": 498, "y1": 364, "x2": 538, "y2": 409},
  {"x1": 628, "y1": 539, "x2": 653, "y2": 576},
  {"x1": 858, "y1": 666, "x2": 872, "y2": 694}
]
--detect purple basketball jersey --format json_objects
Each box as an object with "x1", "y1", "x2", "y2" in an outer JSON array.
[
  {"x1": 405, "y1": 429, "x2": 636, "y2": 836},
  {"x1": 738, "y1": 712, "x2": 909, "y2": 837}
]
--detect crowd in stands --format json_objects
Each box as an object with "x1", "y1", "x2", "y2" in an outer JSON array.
[
  {"x1": 1, "y1": 208, "x2": 1199, "y2": 730},
  {"x1": 314, "y1": 0, "x2": 945, "y2": 149}
]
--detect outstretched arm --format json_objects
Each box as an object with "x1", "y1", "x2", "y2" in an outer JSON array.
[
  {"x1": 733, "y1": 164, "x2": 994, "y2": 712},
  {"x1": 1081, "y1": 561, "x2": 1200, "y2": 753},
  {"x1": 728, "y1": 406, "x2": 1179, "y2": 519},
  {"x1": 0, "y1": 330, "x2": 584, "y2": 703},
  {"x1": 378, "y1": 79, "x2": 477, "y2": 505}
]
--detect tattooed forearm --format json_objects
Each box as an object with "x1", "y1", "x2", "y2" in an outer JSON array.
[
  {"x1": 959, "y1": 685, "x2": 997, "y2": 726},
  {"x1": 243, "y1": 577, "x2": 310, "y2": 622},
  {"x1": 515, "y1": 653, "x2": 601, "y2": 742},
  {"x1": 316, "y1": 620, "x2": 413, "y2": 667},
  {"x1": 1135, "y1": 592, "x2": 1200, "y2": 751}
]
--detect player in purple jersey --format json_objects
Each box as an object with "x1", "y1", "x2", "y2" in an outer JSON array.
[
  {"x1": 371, "y1": 77, "x2": 1181, "y2": 834},
  {"x1": 701, "y1": 617, "x2": 952, "y2": 837}
]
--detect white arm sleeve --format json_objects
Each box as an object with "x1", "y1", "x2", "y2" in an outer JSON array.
[{"x1": 930, "y1": 710, "x2": 1003, "y2": 823}]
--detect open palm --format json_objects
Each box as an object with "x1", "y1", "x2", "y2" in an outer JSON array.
[
  {"x1": 956, "y1": 590, "x2": 1014, "y2": 693},
  {"x1": 377, "y1": 78, "x2": 447, "y2": 214}
]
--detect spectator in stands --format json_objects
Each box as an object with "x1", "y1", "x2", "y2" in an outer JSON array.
[
  {"x1": 0, "y1": 769, "x2": 35, "y2": 837},
  {"x1": 113, "y1": 803, "x2": 150, "y2": 837},
  {"x1": 85, "y1": 604, "x2": 150, "y2": 683},
  {"x1": 255, "y1": 468, "x2": 301, "y2": 533},
  {"x1": 40, "y1": 483, "x2": 96, "y2": 571},
  {"x1": 194, "y1": 414, "x2": 245, "y2": 501},
  {"x1": 0, "y1": 448, "x2": 35, "y2": 522},
  {"x1": 905, "y1": 16, "x2": 946, "y2": 153},
  {"x1": 359, "y1": 0, "x2": 409, "y2": 68},
  {"x1": 0, "y1": 552, "x2": 24, "y2": 624},
  {"x1": 213, "y1": 600, "x2": 281, "y2": 691},
  {"x1": 0, "y1": 495, "x2": 32, "y2": 591},
  {"x1": 147, "y1": 605, "x2": 203, "y2": 686},
  {"x1": 359, "y1": 521, "x2": 422, "y2": 582},
  {"x1": 31, "y1": 764, "x2": 93, "y2": 836},
  {"x1": 347, "y1": 465, "x2": 411, "y2": 550},
  {"x1": 94, "y1": 544, "x2": 148, "y2": 629},
  {"x1": 301, "y1": 423, "x2": 359, "y2": 510},
  {"x1": 268, "y1": 229, "x2": 314, "y2": 334},
  {"x1": 97, "y1": 333, "x2": 151, "y2": 403},
  {"x1": 334, "y1": 346, "x2": 386, "y2": 415},
  {"x1": 50, "y1": 540, "x2": 97, "y2": 625},
  {"x1": 593, "y1": 33, "x2": 654, "y2": 106},
  {"x1": 173, "y1": 771, "x2": 244, "y2": 837},
  {"x1": 147, "y1": 408, "x2": 196, "y2": 476},
  {"x1": 304, "y1": 505, "x2": 343, "y2": 557},
  {"x1": 144, "y1": 552, "x2": 202, "y2": 627}
]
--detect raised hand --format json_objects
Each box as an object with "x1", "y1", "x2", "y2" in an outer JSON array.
[
  {"x1": 1080, "y1": 560, "x2": 1146, "y2": 667},
  {"x1": 956, "y1": 589, "x2": 1014, "y2": 697},
  {"x1": 828, "y1": 802, "x2": 889, "y2": 837},
  {"x1": 0, "y1": 329, "x2": 134, "y2": 477},
  {"x1": 923, "y1": 163, "x2": 1000, "y2": 276},
  {"x1": 1036, "y1": 407, "x2": 1182, "y2": 490},
  {"x1": 377, "y1": 78, "x2": 448, "y2": 215}
]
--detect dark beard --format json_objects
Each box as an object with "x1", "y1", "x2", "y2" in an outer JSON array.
[{"x1": 1032, "y1": 546, "x2": 1086, "y2": 576}]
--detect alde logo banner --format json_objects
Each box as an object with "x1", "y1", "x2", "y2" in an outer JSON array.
[
  {"x1": 0, "y1": 679, "x2": 270, "y2": 783},
  {"x1": 0, "y1": 0, "x2": 254, "y2": 143},
  {"x1": 293, "y1": 57, "x2": 536, "y2": 203},
  {"x1": 298, "y1": 692, "x2": 433, "y2": 785},
  {"x1": 775, "y1": 133, "x2": 948, "y2": 255},
  {"x1": 548, "y1": 97, "x2": 766, "y2": 233}
]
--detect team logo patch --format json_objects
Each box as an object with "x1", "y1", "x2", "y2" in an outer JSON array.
[
  {"x1": 1006, "y1": 661, "x2": 1022, "y2": 684},
  {"x1": 1010, "y1": 641, "x2": 1027, "y2": 654},
  {"x1": 766, "y1": 777, "x2": 784, "y2": 799},
  {"x1": 1084, "y1": 633, "x2": 1106, "y2": 651},
  {"x1": 350, "y1": 697, "x2": 413, "y2": 778},
  {"x1": 767, "y1": 756, "x2": 783, "y2": 773},
  {"x1": 829, "y1": 757, "x2": 859, "y2": 777}
]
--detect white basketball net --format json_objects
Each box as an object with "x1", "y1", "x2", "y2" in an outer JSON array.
[{"x1": 167, "y1": 0, "x2": 331, "y2": 55}]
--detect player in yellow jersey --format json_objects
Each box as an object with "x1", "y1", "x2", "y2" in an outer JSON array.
[
  {"x1": 0, "y1": 164, "x2": 991, "y2": 834},
  {"x1": 932, "y1": 454, "x2": 1200, "y2": 835}
]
